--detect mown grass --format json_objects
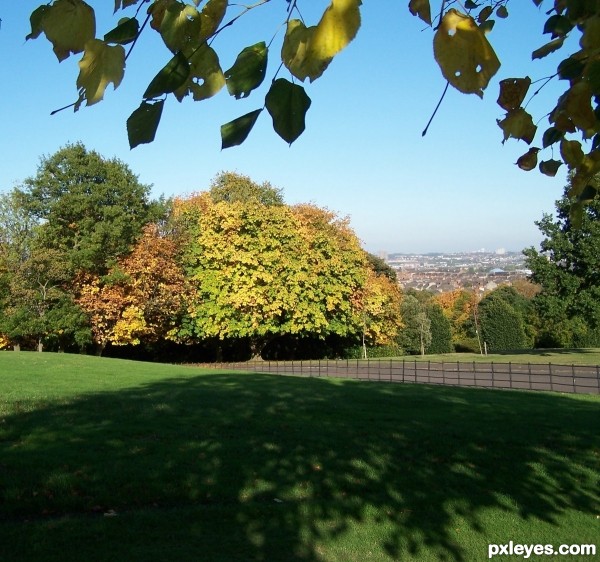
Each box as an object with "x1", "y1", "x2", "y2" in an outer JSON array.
[{"x1": 0, "y1": 352, "x2": 599, "y2": 561}]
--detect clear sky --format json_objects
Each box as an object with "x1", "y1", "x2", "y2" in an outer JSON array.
[{"x1": 0, "y1": 1, "x2": 572, "y2": 254}]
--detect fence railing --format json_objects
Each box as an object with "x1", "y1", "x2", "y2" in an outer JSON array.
[{"x1": 199, "y1": 359, "x2": 600, "y2": 394}]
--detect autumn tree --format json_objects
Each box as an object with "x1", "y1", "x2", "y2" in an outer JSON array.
[
  {"x1": 435, "y1": 289, "x2": 480, "y2": 352},
  {"x1": 23, "y1": 1, "x2": 600, "y2": 214},
  {"x1": 76, "y1": 224, "x2": 188, "y2": 354},
  {"x1": 209, "y1": 172, "x2": 284, "y2": 206},
  {"x1": 173, "y1": 194, "x2": 368, "y2": 358},
  {"x1": 356, "y1": 267, "x2": 403, "y2": 358}
]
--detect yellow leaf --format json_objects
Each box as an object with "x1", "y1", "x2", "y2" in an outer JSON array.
[
  {"x1": 283, "y1": 0, "x2": 361, "y2": 82},
  {"x1": 564, "y1": 81, "x2": 597, "y2": 133},
  {"x1": 77, "y1": 40, "x2": 125, "y2": 106},
  {"x1": 580, "y1": 14, "x2": 600, "y2": 51},
  {"x1": 282, "y1": 20, "x2": 317, "y2": 82},
  {"x1": 199, "y1": 0, "x2": 228, "y2": 42},
  {"x1": 497, "y1": 108, "x2": 537, "y2": 144},
  {"x1": 408, "y1": 0, "x2": 432, "y2": 26},
  {"x1": 174, "y1": 44, "x2": 225, "y2": 101},
  {"x1": 41, "y1": 0, "x2": 96, "y2": 61},
  {"x1": 433, "y1": 9, "x2": 500, "y2": 97},
  {"x1": 560, "y1": 139, "x2": 584, "y2": 168},
  {"x1": 311, "y1": 0, "x2": 361, "y2": 64}
]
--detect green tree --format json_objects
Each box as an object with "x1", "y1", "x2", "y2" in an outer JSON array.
[
  {"x1": 15, "y1": 142, "x2": 164, "y2": 274},
  {"x1": 209, "y1": 171, "x2": 284, "y2": 206},
  {"x1": 426, "y1": 301, "x2": 453, "y2": 354},
  {"x1": 524, "y1": 178, "x2": 600, "y2": 347},
  {"x1": 24, "y1": 1, "x2": 600, "y2": 209},
  {"x1": 398, "y1": 294, "x2": 432, "y2": 356},
  {"x1": 478, "y1": 291, "x2": 529, "y2": 352},
  {"x1": 365, "y1": 253, "x2": 397, "y2": 283}
]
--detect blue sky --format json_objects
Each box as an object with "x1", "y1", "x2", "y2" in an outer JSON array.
[{"x1": 0, "y1": 1, "x2": 572, "y2": 253}]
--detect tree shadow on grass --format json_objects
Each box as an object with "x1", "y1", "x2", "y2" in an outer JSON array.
[{"x1": 1, "y1": 373, "x2": 599, "y2": 561}]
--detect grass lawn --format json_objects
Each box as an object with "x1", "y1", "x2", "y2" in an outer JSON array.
[{"x1": 0, "y1": 352, "x2": 599, "y2": 561}]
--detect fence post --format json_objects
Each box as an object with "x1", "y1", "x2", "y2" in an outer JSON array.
[
  {"x1": 509, "y1": 362, "x2": 513, "y2": 389},
  {"x1": 402, "y1": 360, "x2": 405, "y2": 384},
  {"x1": 491, "y1": 361, "x2": 495, "y2": 388},
  {"x1": 427, "y1": 360, "x2": 431, "y2": 384},
  {"x1": 571, "y1": 363, "x2": 576, "y2": 393},
  {"x1": 457, "y1": 361, "x2": 461, "y2": 387},
  {"x1": 528, "y1": 362, "x2": 532, "y2": 391},
  {"x1": 442, "y1": 361, "x2": 445, "y2": 386},
  {"x1": 389, "y1": 358, "x2": 392, "y2": 382},
  {"x1": 472, "y1": 361, "x2": 476, "y2": 387}
]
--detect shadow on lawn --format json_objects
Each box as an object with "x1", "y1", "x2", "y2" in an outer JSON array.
[{"x1": 1, "y1": 374, "x2": 599, "y2": 561}]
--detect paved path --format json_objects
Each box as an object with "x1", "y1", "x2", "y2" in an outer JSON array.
[{"x1": 206, "y1": 359, "x2": 600, "y2": 395}]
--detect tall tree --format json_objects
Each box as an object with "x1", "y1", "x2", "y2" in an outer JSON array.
[
  {"x1": 478, "y1": 290, "x2": 529, "y2": 352},
  {"x1": 524, "y1": 179, "x2": 600, "y2": 347},
  {"x1": 174, "y1": 194, "x2": 368, "y2": 357},
  {"x1": 16, "y1": 142, "x2": 164, "y2": 273},
  {"x1": 398, "y1": 294, "x2": 432, "y2": 356}
]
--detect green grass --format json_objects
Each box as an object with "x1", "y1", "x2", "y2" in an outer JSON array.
[{"x1": 1, "y1": 352, "x2": 599, "y2": 561}]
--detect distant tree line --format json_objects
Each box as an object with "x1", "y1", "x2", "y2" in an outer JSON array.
[{"x1": 1, "y1": 145, "x2": 598, "y2": 360}]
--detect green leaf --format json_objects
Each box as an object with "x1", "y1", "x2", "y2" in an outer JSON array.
[
  {"x1": 408, "y1": 0, "x2": 432, "y2": 25},
  {"x1": 127, "y1": 100, "x2": 165, "y2": 149},
  {"x1": 477, "y1": 6, "x2": 493, "y2": 23},
  {"x1": 542, "y1": 126, "x2": 564, "y2": 148},
  {"x1": 199, "y1": 0, "x2": 228, "y2": 41},
  {"x1": 104, "y1": 17, "x2": 139, "y2": 45},
  {"x1": 225, "y1": 42, "x2": 268, "y2": 99},
  {"x1": 558, "y1": 55, "x2": 586, "y2": 81},
  {"x1": 39, "y1": 0, "x2": 96, "y2": 61},
  {"x1": 464, "y1": 0, "x2": 479, "y2": 9},
  {"x1": 77, "y1": 40, "x2": 126, "y2": 106},
  {"x1": 221, "y1": 109, "x2": 263, "y2": 149},
  {"x1": 532, "y1": 37, "x2": 565, "y2": 60},
  {"x1": 584, "y1": 59, "x2": 600, "y2": 94},
  {"x1": 539, "y1": 159, "x2": 563, "y2": 177},
  {"x1": 479, "y1": 19, "x2": 495, "y2": 34},
  {"x1": 26, "y1": 5, "x2": 50, "y2": 41},
  {"x1": 157, "y1": 2, "x2": 201, "y2": 54},
  {"x1": 265, "y1": 78, "x2": 311, "y2": 145},
  {"x1": 175, "y1": 44, "x2": 225, "y2": 102},
  {"x1": 543, "y1": 15, "x2": 573, "y2": 37},
  {"x1": 144, "y1": 51, "x2": 190, "y2": 99},
  {"x1": 496, "y1": 6, "x2": 508, "y2": 18}
]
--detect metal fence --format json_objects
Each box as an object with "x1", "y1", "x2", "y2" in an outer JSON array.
[{"x1": 200, "y1": 359, "x2": 600, "y2": 395}]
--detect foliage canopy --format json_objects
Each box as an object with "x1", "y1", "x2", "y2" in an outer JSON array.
[{"x1": 24, "y1": 1, "x2": 600, "y2": 211}]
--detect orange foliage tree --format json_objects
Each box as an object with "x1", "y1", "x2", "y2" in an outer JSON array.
[{"x1": 76, "y1": 224, "x2": 188, "y2": 354}]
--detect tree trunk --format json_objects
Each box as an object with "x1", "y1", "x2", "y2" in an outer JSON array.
[
  {"x1": 13, "y1": 343, "x2": 21, "y2": 352},
  {"x1": 37, "y1": 339, "x2": 43, "y2": 352},
  {"x1": 95, "y1": 341, "x2": 107, "y2": 357}
]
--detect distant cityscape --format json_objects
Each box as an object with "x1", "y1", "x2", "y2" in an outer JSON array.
[{"x1": 381, "y1": 249, "x2": 531, "y2": 293}]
